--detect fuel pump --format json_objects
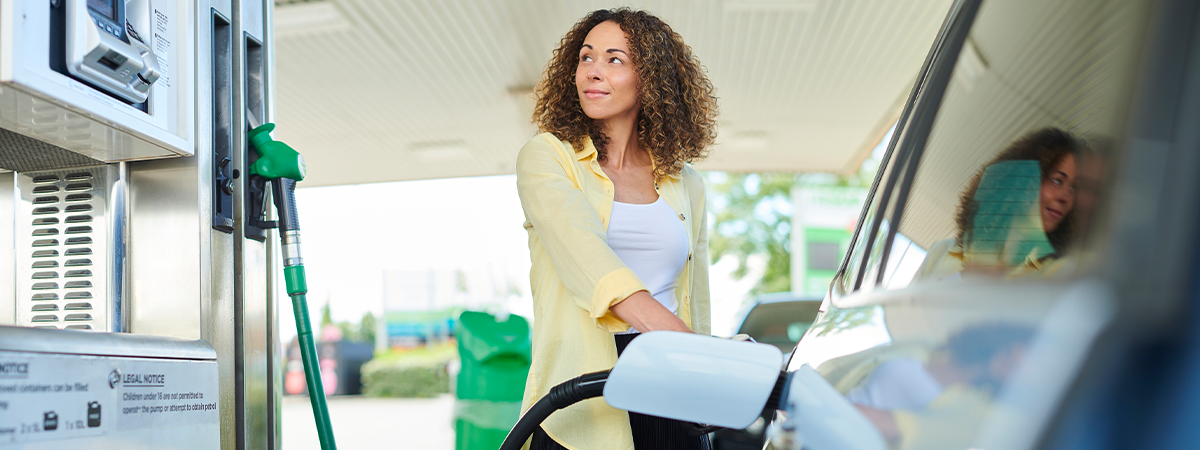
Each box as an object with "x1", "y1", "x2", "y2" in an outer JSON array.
[{"x1": 0, "y1": 0, "x2": 282, "y2": 448}]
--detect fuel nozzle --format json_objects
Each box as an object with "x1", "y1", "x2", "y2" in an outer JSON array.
[
  {"x1": 248, "y1": 120, "x2": 306, "y2": 183},
  {"x1": 246, "y1": 114, "x2": 305, "y2": 261}
]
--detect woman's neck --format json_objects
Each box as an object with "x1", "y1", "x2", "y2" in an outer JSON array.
[{"x1": 600, "y1": 117, "x2": 648, "y2": 170}]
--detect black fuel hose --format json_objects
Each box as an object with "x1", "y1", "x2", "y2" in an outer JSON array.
[{"x1": 498, "y1": 370, "x2": 611, "y2": 450}]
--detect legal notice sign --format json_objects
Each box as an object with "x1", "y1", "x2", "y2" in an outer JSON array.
[{"x1": 0, "y1": 351, "x2": 217, "y2": 445}]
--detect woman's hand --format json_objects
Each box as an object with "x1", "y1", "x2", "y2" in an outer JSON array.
[{"x1": 610, "y1": 291, "x2": 693, "y2": 333}]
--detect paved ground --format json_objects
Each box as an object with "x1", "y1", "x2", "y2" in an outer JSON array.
[{"x1": 281, "y1": 394, "x2": 456, "y2": 450}]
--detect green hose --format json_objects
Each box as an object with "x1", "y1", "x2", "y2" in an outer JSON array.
[{"x1": 285, "y1": 265, "x2": 337, "y2": 450}]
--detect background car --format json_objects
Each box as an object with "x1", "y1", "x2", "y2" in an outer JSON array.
[{"x1": 730, "y1": 293, "x2": 823, "y2": 353}]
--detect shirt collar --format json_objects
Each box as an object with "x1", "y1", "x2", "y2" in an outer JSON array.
[
  {"x1": 576, "y1": 136, "x2": 597, "y2": 161},
  {"x1": 577, "y1": 136, "x2": 683, "y2": 180}
]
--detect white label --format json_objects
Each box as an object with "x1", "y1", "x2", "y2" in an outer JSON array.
[
  {"x1": 153, "y1": 8, "x2": 172, "y2": 89},
  {"x1": 0, "y1": 351, "x2": 217, "y2": 445}
]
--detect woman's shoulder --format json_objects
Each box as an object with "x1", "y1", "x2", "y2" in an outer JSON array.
[
  {"x1": 516, "y1": 133, "x2": 576, "y2": 175},
  {"x1": 520, "y1": 132, "x2": 567, "y2": 155},
  {"x1": 678, "y1": 164, "x2": 707, "y2": 197},
  {"x1": 519, "y1": 133, "x2": 585, "y2": 160}
]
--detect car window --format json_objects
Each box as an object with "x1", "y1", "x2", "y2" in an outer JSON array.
[
  {"x1": 869, "y1": 0, "x2": 1148, "y2": 290},
  {"x1": 837, "y1": 140, "x2": 904, "y2": 296}
]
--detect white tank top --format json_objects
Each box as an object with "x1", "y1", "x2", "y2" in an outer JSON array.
[{"x1": 607, "y1": 196, "x2": 690, "y2": 334}]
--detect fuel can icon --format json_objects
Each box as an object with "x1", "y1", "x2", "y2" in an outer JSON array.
[
  {"x1": 87, "y1": 401, "x2": 101, "y2": 427},
  {"x1": 43, "y1": 411, "x2": 58, "y2": 431}
]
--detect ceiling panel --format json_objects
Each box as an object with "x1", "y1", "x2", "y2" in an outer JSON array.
[{"x1": 272, "y1": 0, "x2": 952, "y2": 187}]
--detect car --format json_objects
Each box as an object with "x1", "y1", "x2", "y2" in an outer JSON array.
[
  {"x1": 712, "y1": 294, "x2": 822, "y2": 450},
  {"x1": 731, "y1": 293, "x2": 824, "y2": 353},
  {"x1": 766, "y1": 0, "x2": 1200, "y2": 449}
]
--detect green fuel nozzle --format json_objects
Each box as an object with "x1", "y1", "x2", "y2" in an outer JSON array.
[
  {"x1": 246, "y1": 115, "x2": 336, "y2": 450},
  {"x1": 248, "y1": 123, "x2": 307, "y2": 182}
]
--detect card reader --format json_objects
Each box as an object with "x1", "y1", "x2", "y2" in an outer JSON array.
[{"x1": 62, "y1": 0, "x2": 161, "y2": 104}]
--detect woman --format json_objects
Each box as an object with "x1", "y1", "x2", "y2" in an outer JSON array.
[
  {"x1": 515, "y1": 8, "x2": 718, "y2": 450},
  {"x1": 915, "y1": 127, "x2": 1082, "y2": 281}
]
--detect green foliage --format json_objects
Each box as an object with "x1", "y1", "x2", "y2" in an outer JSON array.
[
  {"x1": 707, "y1": 168, "x2": 878, "y2": 295},
  {"x1": 320, "y1": 302, "x2": 333, "y2": 326},
  {"x1": 361, "y1": 343, "x2": 458, "y2": 398},
  {"x1": 359, "y1": 312, "x2": 376, "y2": 344},
  {"x1": 705, "y1": 128, "x2": 889, "y2": 296},
  {"x1": 707, "y1": 173, "x2": 798, "y2": 295},
  {"x1": 337, "y1": 312, "x2": 376, "y2": 344}
]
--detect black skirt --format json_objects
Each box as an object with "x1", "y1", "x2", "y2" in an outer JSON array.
[{"x1": 529, "y1": 333, "x2": 711, "y2": 450}]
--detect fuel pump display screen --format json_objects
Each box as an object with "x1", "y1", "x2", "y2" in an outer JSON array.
[{"x1": 87, "y1": 0, "x2": 116, "y2": 20}]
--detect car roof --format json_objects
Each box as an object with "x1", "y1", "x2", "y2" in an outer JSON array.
[
  {"x1": 730, "y1": 292, "x2": 824, "y2": 336},
  {"x1": 751, "y1": 292, "x2": 823, "y2": 305}
]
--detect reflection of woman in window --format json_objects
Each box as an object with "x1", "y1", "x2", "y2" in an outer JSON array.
[
  {"x1": 850, "y1": 324, "x2": 1035, "y2": 447},
  {"x1": 915, "y1": 128, "x2": 1083, "y2": 281}
]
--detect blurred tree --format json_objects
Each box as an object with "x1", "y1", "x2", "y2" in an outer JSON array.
[
  {"x1": 358, "y1": 312, "x2": 377, "y2": 344},
  {"x1": 707, "y1": 173, "x2": 802, "y2": 295},
  {"x1": 336, "y1": 312, "x2": 378, "y2": 344},
  {"x1": 320, "y1": 301, "x2": 333, "y2": 326},
  {"x1": 706, "y1": 134, "x2": 886, "y2": 295}
]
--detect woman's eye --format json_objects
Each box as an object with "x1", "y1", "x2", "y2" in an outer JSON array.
[
  {"x1": 580, "y1": 55, "x2": 592, "y2": 62},
  {"x1": 610, "y1": 57, "x2": 623, "y2": 64}
]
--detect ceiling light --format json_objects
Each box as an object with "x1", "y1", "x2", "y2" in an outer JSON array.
[
  {"x1": 274, "y1": 1, "x2": 350, "y2": 38},
  {"x1": 409, "y1": 142, "x2": 472, "y2": 163}
]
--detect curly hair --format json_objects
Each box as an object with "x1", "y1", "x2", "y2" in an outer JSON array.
[
  {"x1": 955, "y1": 127, "x2": 1085, "y2": 253},
  {"x1": 532, "y1": 8, "x2": 718, "y2": 179}
]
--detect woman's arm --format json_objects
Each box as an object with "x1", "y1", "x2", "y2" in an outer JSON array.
[{"x1": 610, "y1": 291, "x2": 692, "y2": 333}]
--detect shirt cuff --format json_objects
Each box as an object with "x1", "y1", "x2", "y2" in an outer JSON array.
[{"x1": 590, "y1": 267, "x2": 647, "y2": 333}]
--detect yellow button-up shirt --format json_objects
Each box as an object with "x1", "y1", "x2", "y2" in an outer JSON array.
[{"x1": 516, "y1": 133, "x2": 711, "y2": 450}]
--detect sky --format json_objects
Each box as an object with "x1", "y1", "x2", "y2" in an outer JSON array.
[{"x1": 276, "y1": 174, "x2": 763, "y2": 344}]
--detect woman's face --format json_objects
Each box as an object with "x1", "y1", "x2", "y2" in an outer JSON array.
[
  {"x1": 575, "y1": 21, "x2": 640, "y2": 124},
  {"x1": 1040, "y1": 153, "x2": 1077, "y2": 232}
]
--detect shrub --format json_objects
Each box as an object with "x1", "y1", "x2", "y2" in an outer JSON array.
[{"x1": 361, "y1": 344, "x2": 456, "y2": 398}]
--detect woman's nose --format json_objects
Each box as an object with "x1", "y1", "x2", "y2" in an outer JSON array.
[
  {"x1": 1054, "y1": 184, "x2": 1074, "y2": 205},
  {"x1": 587, "y1": 63, "x2": 602, "y2": 80}
]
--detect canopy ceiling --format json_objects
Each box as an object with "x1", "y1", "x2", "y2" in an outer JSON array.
[{"x1": 272, "y1": 0, "x2": 952, "y2": 187}]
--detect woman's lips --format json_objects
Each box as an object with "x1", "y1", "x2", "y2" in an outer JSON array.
[
  {"x1": 1045, "y1": 207, "x2": 1062, "y2": 220},
  {"x1": 583, "y1": 89, "x2": 608, "y2": 99}
]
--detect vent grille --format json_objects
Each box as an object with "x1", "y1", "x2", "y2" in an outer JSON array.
[{"x1": 16, "y1": 167, "x2": 110, "y2": 331}]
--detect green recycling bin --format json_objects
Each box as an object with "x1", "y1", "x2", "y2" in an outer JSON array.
[{"x1": 454, "y1": 311, "x2": 532, "y2": 450}]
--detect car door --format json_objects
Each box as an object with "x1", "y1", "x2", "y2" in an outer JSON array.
[{"x1": 770, "y1": 0, "x2": 1179, "y2": 448}]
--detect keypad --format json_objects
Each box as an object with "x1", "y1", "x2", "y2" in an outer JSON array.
[{"x1": 91, "y1": 16, "x2": 122, "y2": 39}]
